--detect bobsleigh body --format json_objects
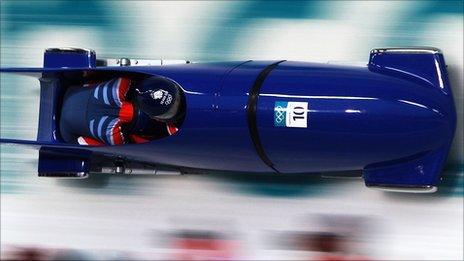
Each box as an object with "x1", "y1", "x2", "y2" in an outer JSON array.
[{"x1": 0, "y1": 47, "x2": 456, "y2": 193}]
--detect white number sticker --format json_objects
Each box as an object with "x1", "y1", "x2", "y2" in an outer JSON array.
[
  {"x1": 274, "y1": 101, "x2": 308, "y2": 128},
  {"x1": 286, "y1": 102, "x2": 308, "y2": 128}
]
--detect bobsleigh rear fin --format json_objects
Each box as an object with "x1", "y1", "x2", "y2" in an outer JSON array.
[
  {"x1": 38, "y1": 147, "x2": 91, "y2": 178},
  {"x1": 368, "y1": 47, "x2": 451, "y2": 94},
  {"x1": 0, "y1": 139, "x2": 92, "y2": 178},
  {"x1": 44, "y1": 47, "x2": 96, "y2": 68},
  {"x1": 0, "y1": 47, "x2": 95, "y2": 75}
]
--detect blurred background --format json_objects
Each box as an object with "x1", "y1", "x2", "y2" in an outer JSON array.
[{"x1": 1, "y1": 1, "x2": 463, "y2": 260}]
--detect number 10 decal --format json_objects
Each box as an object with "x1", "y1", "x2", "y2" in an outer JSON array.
[{"x1": 274, "y1": 101, "x2": 308, "y2": 128}]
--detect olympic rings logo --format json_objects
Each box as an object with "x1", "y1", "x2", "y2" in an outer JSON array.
[{"x1": 275, "y1": 106, "x2": 285, "y2": 123}]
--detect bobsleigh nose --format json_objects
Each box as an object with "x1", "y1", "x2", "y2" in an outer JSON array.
[
  {"x1": 252, "y1": 57, "x2": 456, "y2": 176},
  {"x1": 256, "y1": 94, "x2": 451, "y2": 174}
]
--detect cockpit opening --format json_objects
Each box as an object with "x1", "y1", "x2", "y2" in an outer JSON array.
[{"x1": 59, "y1": 74, "x2": 185, "y2": 146}]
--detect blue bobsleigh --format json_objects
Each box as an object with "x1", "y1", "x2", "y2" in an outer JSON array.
[{"x1": 0, "y1": 47, "x2": 456, "y2": 193}]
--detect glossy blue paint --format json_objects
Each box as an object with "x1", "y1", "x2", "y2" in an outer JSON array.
[{"x1": 0, "y1": 48, "x2": 457, "y2": 190}]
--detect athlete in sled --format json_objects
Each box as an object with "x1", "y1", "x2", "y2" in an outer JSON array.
[{"x1": 60, "y1": 76, "x2": 181, "y2": 146}]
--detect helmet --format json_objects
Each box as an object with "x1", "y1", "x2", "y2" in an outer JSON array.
[{"x1": 134, "y1": 76, "x2": 182, "y2": 122}]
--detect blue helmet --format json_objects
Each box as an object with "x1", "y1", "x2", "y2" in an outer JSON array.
[{"x1": 134, "y1": 76, "x2": 182, "y2": 122}]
